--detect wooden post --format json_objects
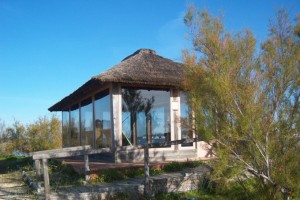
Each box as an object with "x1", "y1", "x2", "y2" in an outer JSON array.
[
  {"x1": 35, "y1": 159, "x2": 41, "y2": 177},
  {"x1": 34, "y1": 159, "x2": 42, "y2": 193},
  {"x1": 31, "y1": 146, "x2": 110, "y2": 198},
  {"x1": 42, "y1": 158, "x2": 50, "y2": 199},
  {"x1": 84, "y1": 154, "x2": 90, "y2": 181},
  {"x1": 144, "y1": 144, "x2": 150, "y2": 196}
]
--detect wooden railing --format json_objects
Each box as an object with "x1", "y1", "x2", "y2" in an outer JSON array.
[
  {"x1": 32, "y1": 145, "x2": 111, "y2": 199},
  {"x1": 32, "y1": 138, "x2": 200, "y2": 199}
]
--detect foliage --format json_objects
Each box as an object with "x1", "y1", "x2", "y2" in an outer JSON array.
[
  {"x1": 163, "y1": 161, "x2": 204, "y2": 172},
  {"x1": 47, "y1": 159, "x2": 83, "y2": 187},
  {"x1": 90, "y1": 161, "x2": 205, "y2": 183},
  {"x1": 94, "y1": 169, "x2": 126, "y2": 183},
  {"x1": 3, "y1": 121, "x2": 27, "y2": 154},
  {"x1": 0, "y1": 156, "x2": 33, "y2": 173},
  {"x1": 25, "y1": 116, "x2": 62, "y2": 152},
  {"x1": 0, "y1": 119, "x2": 5, "y2": 139},
  {"x1": 91, "y1": 168, "x2": 145, "y2": 183},
  {"x1": 155, "y1": 178, "x2": 262, "y2": 200},
  {"x1": 0, "y1": 115, "x2": 62, "y2": 155},
  {"x1": 106, "y1": 190, "x2": 146, "y2": 200},
  {"x1": 183, "y1": 5, "x2": 300, "y2": 199}
]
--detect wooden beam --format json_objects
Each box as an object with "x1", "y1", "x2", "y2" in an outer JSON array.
[
  {"x1": 141, "y1": 137, "x2": 200, "y2": 148},
  {"x1": 32, "y1": 147, "x2": 110, "y2": 160},
  {"x1": 32, "y1": 145, "x2": 92, "y2": 155}
]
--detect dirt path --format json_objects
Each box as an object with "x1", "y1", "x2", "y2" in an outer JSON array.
[{"x1": 0, "y1": 171, "x2": 34, "y2": 200}]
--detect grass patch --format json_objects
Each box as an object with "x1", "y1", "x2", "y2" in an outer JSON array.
[
  {"x1": 0, "y1": 155, "x2": 24, "y2": 161},
  {"x1": 155, "y1": 190, "x2": 224, "y2": 200},
  {"x1": 163, "y1": 161, "x2": 204, "y2": 172},
  {"x1": 154, "y1": 178, "x2": 260, "y2": 200},
  {"x1": 0, "y1": 156, "x2": 33, "y2": 173}
]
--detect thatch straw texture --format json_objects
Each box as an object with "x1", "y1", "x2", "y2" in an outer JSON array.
[{"x1": 49, "y1": 49, "x2": 184, "y2": 111}]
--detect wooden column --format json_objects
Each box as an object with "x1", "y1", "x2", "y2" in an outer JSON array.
[
  {"x1": 172, "y1": 89, "x2": 180, "y2": 150},
  {"x1": 144, "y1": 144, "x2": 150, "y2": 197},
  {"x1": 111, "y1": 83, "x2": 121, "y2": 148},
  {"x1": 34, "y1": 159, "x2": 42, "y2": 193},
  {"x1": 42, "y1": 158, "x2": 50, "y2": 199},
  {"x1": 34, "y1": 159, "x2": 41, "y2": 177},
  {"x1": 84, "y1": 154, "x2": 90, "y2": 181},
  {"x1": 146, "y1": 114, "x2": 152, "y2": 144}
]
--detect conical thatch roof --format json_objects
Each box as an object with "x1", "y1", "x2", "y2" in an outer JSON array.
[{"x1": 49, "y1": 49, "x2": 184, "y2": 111}]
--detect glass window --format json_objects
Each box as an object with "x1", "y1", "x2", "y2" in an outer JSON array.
[
  {"x1": 81, "y1": 98, "x2": 93, "y2": 147},
  {"x1": 180, "y1": 93, "x2": 193, "y2": 146},
  {"x1": 94, "y1": 89, "x2": 111, "y2": 148},
  {"x1": 122, "y1": 88, "x2": 170, "y2": 146},
  {"x1": 62, "y1": 109, "x2": 70, "y2": 147},
  {"x1": 70, "y1": 104, "x2": 80, "y2": 146}
]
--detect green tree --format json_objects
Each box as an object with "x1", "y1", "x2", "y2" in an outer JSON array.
[
  {"x1": 0, "y1": 118, "x2": 6, "y2": 142},
  {"x1": 26, "y1": 115, "x2": 62, "y2": 152},
  {"x1": 5, "y1": 121, "x2": 27, "y2": 153},
  {"x1": 183, "y1": 5, "x2": 299, "y2": 199},
  {"x1": 1, "y1": 116, "x2": 62, "y2": 155}
]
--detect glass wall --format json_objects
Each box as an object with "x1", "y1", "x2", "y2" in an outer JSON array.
[
  {"x1": 62, "y1": 110, "x2": 70, "y2": 147},
  {"x1": 122, "y1": 88, "x2": 170, "y2": 146},
  {"x1": 70, "y1": 104, "x2": 80, "y2": 146},
  {"x1": 81, "y1": 97, "x2": 93, "y2": 146},
  {"x1": 94, "y1": 90, "x2": 111, "y2": 148},
  {"x1": 180, "y1": 93, "x2": 193, "y2": 146}
]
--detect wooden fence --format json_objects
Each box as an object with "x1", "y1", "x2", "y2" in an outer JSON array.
[
  {"x1": 32, "y1": 137, "x2": 199, "y2": 199},
  {"x1": 32, "y1": 145, "x2": 110, "y2": 200}
]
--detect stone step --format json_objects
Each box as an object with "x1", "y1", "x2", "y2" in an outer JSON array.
[{"x1": 47, "y1": 165, "x2": 210, "y2": 200}]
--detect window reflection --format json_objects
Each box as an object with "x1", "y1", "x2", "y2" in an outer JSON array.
[
  {"x1": 81, "y1": 98, "x2": 93, "y2": 146},
  {"x1": 180, "y1": 93, "x2": 193, "y2": 146},
  {"x1": 94, "y1": 89, "x2": 111, "y2": 148},
  {"x1": 122, "y1": 88, "x2": 170, "y2": 146},
  {"x1": 62, "y1": 110, "x2": 70, "y2": 147},
  {"x1": 70, "y1": 104, "x2": 80, "y2": 146}
]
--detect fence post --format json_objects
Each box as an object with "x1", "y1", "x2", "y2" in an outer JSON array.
[
  {"x1": 144, "y1": 144, "x2": 150, "y2": 197},
  {"x1": 84, "y1": 154, "x2": 90, "y2": 181},
  {"x1": 34, "y1": 159, "x2": 42, "y2": 193},
  {"x1": 34, "y1": 159, "x2": 41, "y2": 176},
  {"x1": 42, "y1": 158, "x2": 50, "y2": 199}
]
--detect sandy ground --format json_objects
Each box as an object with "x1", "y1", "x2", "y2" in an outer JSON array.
[{"x1": 0, "y1": 171, "x2": 34, "y2": 200}]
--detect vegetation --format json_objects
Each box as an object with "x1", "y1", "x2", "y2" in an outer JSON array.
[
  {"x1": 0, "y1": 155, "x2": 82, "y2": 197},
  {"x1": 0, "y1": 115, "x2": 62, "y2": 155},
  {"x1": 47, "y1": 159, "x2": 83, "y2": 188},
  {"x1": 155, "y1": 178, "x2": 256, "y2": 200},
  {"x1": 163, "y1": 161, "x2": 204, "y2": 172},
  {"x1": 183, "y1": 5, "x2": 300, "y2": 200},
  {"x1": 90, "y1": 161, "x2": 205, "y2": 183},
  {"x1": 0, "y1": 155, "x2": 33, "y2": 173}
]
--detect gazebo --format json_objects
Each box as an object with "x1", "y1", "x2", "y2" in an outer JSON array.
[{"x1": 49, "y1": 49, "x2": 211, "y2": 163}]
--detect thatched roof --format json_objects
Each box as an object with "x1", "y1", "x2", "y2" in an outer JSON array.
[{"x1": 49, "y1": 49, "x2": 184, "y2": 111}]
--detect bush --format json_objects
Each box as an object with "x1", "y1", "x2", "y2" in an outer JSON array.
[
  {"x1": 163, "y1": 161, "x2": 204, "y2": 172},
  {"x1": 48, "y1": 159, "x2": 83, "y2": 187},
  {"x1": 0, "y1": 156, "x2": 33, "y2": 173}
]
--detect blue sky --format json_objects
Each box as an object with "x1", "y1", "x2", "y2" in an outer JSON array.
[{"x1": 0, "y1": 0, "x2": 299, "y2": 126}]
